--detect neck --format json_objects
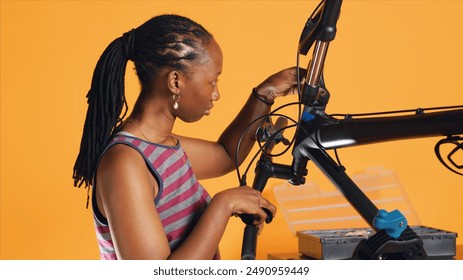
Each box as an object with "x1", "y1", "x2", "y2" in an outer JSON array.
[
  {"x1": 126, "y1": 85, "x2": 178, "y2": 144},
  {"x1": 124, "y1": 118, "x2": 177, "y2": 146}
]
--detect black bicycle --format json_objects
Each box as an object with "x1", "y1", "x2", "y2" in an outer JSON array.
[{"x1": 236, "y1": 0, "x2": 463, "y2": 260}]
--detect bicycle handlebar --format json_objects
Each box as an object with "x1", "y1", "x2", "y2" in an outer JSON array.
[{"x1": 240, "y1": 117, "x2": 290, "y2": 260}]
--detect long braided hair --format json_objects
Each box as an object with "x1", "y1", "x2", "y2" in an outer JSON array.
[{"x1": 73, "y1": 15, "x2": 213, "y2": 190}]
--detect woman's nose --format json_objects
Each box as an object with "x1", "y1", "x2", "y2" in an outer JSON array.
[{"x1": 212, "y1": 88, "x2": 220, "y2": 101}]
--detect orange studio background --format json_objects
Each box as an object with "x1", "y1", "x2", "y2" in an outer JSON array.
[{"x1": 1, "y1": 0, "x2": 462, "y2": 260}]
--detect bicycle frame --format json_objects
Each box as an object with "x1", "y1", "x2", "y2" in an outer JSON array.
[{"x1": 240, "y1": 0, "x2": 463, "y2": 260}]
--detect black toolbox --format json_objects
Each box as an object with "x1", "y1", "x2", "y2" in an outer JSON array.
[{"x1": 297, "y1": 226, "x2": 457, "y2": 259}]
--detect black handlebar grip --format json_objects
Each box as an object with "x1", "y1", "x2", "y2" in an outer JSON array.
[
  {"x1": 241, "y1": 225, "x2": 258, "y2": 260},
  {"x1": 239, "y1": 208, "x2": 273, "y2": 225}
]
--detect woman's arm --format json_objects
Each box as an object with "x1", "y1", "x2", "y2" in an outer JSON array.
[
  {"x1": 168, "y1": 186, "x2": 274, "y2": 259},
  {"x1": 96, "y1": 145, "x2": 172, "y2": 259}
]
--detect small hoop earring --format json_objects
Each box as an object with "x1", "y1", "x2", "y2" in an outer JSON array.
[{"x1": 173, "y1": 94, "x2": 180, "y2": 110}]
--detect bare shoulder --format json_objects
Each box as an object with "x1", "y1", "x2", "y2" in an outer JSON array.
[
  {"x1": 97, "y1": 143, "x2": 156, "y2": 197},
  {"x1": 98, "y1": 144, "x2": 146, "y2": 177}
]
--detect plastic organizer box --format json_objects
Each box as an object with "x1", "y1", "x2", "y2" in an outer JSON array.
[{"x1": 273, "y1": 167, "x2": 457, "y2": 259}]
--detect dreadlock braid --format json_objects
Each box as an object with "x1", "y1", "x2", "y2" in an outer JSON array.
[{"x1": 73, "y1": 14, "x2": 213, "y2": 189}]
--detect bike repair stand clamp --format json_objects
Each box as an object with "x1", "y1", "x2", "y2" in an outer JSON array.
[{"x1": 352, "y1": 209, "x2": 428, "y2": 259}]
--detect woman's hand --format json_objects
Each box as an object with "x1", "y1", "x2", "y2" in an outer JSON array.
[
  {"x1": 214, "y1": 186, "x2": 276, "y2": 225},
  {"x1": 254, "y1": 67, "x2": 305, "y2": 103}
]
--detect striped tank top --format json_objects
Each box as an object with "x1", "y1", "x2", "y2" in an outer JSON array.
[{"x1": 92, "y1": 132, "x2": 218, "y2": 259}]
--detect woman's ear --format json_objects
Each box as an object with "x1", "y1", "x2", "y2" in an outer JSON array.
[{"x1": 166, "y1": 71, "x2": 180, "y2": 94}]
